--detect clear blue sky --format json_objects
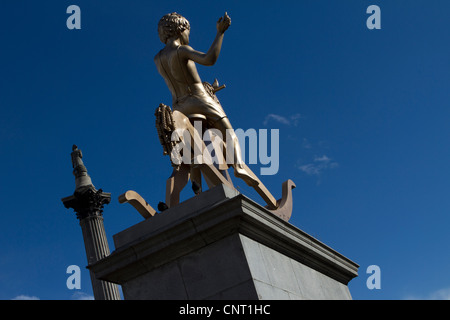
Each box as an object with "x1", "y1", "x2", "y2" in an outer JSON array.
[{"x1": 1, "y1": 0, "x2": 449, "y2": 300}]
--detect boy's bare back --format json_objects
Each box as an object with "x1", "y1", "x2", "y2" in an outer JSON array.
[{"x1": 155, "y1": 13, "x2": 231, "y2": 106}]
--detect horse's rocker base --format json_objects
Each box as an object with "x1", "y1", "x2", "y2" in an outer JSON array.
[
  {"x1": 89, "y1": 184, "x2": 359, "y2": 300},
  {"x1": 118, "y1": 190, "x2": 156, "y2": 219},
  {"x1": 119, "y1": 178, "x2": 295, "y2": 223}
]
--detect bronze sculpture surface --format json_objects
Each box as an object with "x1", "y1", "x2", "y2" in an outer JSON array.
[
  {"x1": 120, "y1": 12, "x2": 295, "y2": 222},
  {"x1": 154, "y1": 12, "x2": 256, "y2": 184}
]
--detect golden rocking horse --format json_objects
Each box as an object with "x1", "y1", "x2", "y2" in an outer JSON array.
[{"x1": 119, "y1": 82, "x2": 295, "y2": 222}]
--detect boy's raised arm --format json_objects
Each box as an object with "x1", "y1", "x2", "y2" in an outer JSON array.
[{"x1": 179, "y1": 12, "x2": 231, "y2": 66}]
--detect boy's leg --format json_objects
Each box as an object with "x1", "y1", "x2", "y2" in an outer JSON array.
[
  {"x1": 213, "y1": 117, "x2": 259, "y2": 186},
  {"x1": 165, "y1": 165, "x2": 190, "y2": 208}
]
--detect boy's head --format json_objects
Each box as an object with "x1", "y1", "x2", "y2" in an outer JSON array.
[{"x1": 158, "y1": 13, "x2": 190, "y2": 44}]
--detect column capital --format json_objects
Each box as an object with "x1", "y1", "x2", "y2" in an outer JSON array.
[{"x1": 62, "y1": 185, "x2": 111, "y2": 220}]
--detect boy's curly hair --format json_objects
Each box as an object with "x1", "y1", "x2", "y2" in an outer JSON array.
[{"x1": 158, "y1": 13, "x2": 190, "y2": 44}]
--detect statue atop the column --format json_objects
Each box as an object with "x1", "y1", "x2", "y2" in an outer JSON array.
[
  {"x1": 120, "y1": 12, "x2": 295, "y2": 222},
  {"x1": 63, "y1": 145, "x2": 111, "y2": 220},
  {"x1": 71, "y1": 144, "x2": 94, "y2": 191}
]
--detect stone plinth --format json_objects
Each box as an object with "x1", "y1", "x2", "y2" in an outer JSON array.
[{"x1": 89, "y1": 185, "x2": 359, "y2": 300}]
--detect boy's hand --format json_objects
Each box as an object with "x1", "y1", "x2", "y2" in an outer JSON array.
[{"x1": 217, "y1": 12, "x2": 231, "y2": 34}]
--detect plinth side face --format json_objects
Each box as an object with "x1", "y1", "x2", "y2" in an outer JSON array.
[
  {"x1": 121, "y1": 234, "x2": 258, "y2": 300},
  {"x1": 240, "y1": 235, "x2": 352, "y2": 300},
  {"x1": 120, "y1": 233, "x2": 352, "y2": 300}
]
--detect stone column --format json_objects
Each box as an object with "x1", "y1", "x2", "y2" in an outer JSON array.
[{"x1": 62, "y1": 145, "x2": 121, "y2": 300}]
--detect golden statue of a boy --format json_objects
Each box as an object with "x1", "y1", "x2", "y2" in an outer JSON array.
[{"x1": 154, "y1": 12, "x2": 258, "y2": 186}]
